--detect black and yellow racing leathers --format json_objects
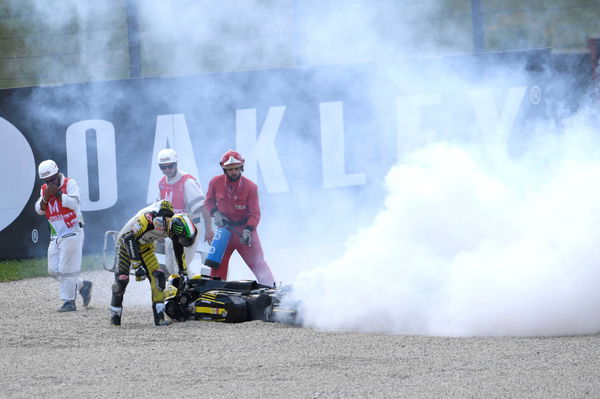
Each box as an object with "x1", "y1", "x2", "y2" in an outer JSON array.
[{"x1": 110, "y1": 200, "x2": 188, "y2": 326}]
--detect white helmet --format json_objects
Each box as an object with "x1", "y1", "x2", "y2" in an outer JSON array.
[
  {"x1": 38, "y1": 160, "x2": 59, "y2": 179},
  {"x1": 157, "y1": 149, "x2": 178, "y2": 165}
]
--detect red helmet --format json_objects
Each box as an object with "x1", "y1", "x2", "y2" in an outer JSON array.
[{"x1": 220, "y1": 150, "x2": 245, "y2": 169}]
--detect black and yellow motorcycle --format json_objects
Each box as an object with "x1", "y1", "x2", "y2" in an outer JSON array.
[{"x1": 163, "y1": 274, "x2": 297, "y2": 324}]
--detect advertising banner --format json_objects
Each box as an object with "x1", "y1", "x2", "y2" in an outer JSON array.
[{"x1": 0, "y1": 50, "x2": 556, "y2": 260}]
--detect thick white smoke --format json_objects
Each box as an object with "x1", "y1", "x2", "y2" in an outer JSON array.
[
  {"x1": 290, "y1": 110, "x2": 600, "y2": 336},
  {"x1": 7, "y1": 1, "x2": 599, "y2": 335}
]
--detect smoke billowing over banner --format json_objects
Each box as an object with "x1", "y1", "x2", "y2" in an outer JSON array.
[
  {"x1": 0, "y1": 50, "x2": 584, "y2": 278},
  {"x1": 3, "y1": 47, "x2": 600, "y2": 336}
]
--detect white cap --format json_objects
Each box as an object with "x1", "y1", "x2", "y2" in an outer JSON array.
[
  {"x1": 157, "y1": 149, "x2": 178, "y2": 165},
  {"x1": 38, "y1": 160, "x2": 59, "y2": 179}
]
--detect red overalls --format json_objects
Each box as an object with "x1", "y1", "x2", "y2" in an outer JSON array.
[{"x1": 205, "y1": 174, "x2": 275, "y2": 286}]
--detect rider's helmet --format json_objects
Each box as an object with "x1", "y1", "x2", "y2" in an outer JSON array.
[
  {"x1": 157, "y1": 200, "x2": 175, "y2": 218},
  {"x1": 157, "y1": 149, "x2": 178, "y2": 165},
  {"x1": 38, "y1": 160, "x2": 59, "y2": 179},
  {"x1": 168, "y1": 213, "x2": 197, "y2": 247},
  {"x1": 219, "y1": 150, "x2": 244, "y2": 170}
]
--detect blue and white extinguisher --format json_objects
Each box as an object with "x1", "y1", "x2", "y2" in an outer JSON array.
[{"x1": 204, "y1": 227, "x2": 231, "y2": 269}]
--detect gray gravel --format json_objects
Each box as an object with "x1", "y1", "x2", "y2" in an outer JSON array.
[{"x1": 1, "y1": 270, "x2": 600, "y2": 398}]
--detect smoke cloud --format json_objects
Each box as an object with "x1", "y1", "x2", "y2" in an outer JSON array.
[
  {"x1": 291, "y1": 110, "x2": 600, "y2": 336},
  {"x1": 6, "y1": 1, "x2": 599, "y2": 336}
]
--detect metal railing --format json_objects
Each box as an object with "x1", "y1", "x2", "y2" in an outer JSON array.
[{"x1": 0, "y1": 0, "x2": 598, "y2": 89}]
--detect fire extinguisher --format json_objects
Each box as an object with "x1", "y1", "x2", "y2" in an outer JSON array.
[{"x1": 204, "y1": 227, "x2": 232, "y2": 269}]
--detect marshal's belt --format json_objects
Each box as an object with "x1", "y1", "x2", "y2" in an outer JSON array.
[{"x1": 228, "y1": 218, "x2": 248, "y2": 227}]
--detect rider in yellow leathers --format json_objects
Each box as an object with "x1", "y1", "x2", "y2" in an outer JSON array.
[{"x1": 110, "y1": 200, "x2": 197, "y2": 326}]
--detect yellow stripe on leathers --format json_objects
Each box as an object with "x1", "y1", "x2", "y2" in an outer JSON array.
[
  {"x1": 132, "y1": 212, "x2": 163, "y2": 303},
  {"x1": 140, "y1": 245, "x2": 164, "y2": 303}
]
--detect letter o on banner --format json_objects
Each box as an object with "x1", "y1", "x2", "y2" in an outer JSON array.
[
  {"x1": 0, "y1": 117, "x2": 35, "y2": 232},
  {"x1": 66, "y1": 120, "x2": 118, "y2": 211}
]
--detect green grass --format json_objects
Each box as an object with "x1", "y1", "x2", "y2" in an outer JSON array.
[{"x1": 0, "y1": 254, "x2": 105, "y2": 282}]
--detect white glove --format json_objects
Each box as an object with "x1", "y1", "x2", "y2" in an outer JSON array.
[
  {"x1": 213, "y1": 211, "x2": 230, "y2": 228},
  {"x1": 179, "y1": 271, "x2": 188, "y2": 287},
  {"x1": 240, "y1": 229, "x2": 252, "y2": 246}
]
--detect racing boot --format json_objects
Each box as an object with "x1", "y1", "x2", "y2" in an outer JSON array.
[
  {"x1": 153, "y1": 303, "x2": 172, "y2": 326},
  {"x1": 110, "y1": 306, "x2": 122, "y2": 326},
  {"x1": 57, "y1": 300, "x2": 76, "y2": 312},
  {"x1": 79, "y1": 280, "x2": 93, "y2": 308}
]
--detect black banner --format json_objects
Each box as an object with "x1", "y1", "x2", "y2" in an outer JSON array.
[{"x1": 1, "y1": 49, "x2": 573, "y2": 260}]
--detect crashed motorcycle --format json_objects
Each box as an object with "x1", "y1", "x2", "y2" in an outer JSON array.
[
  {"x1": 104, "y1": 229, "x2": 296, "y2": 324},
  {"x1": 163, "y1": 274, "x2": 297, "y2": 324}
]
